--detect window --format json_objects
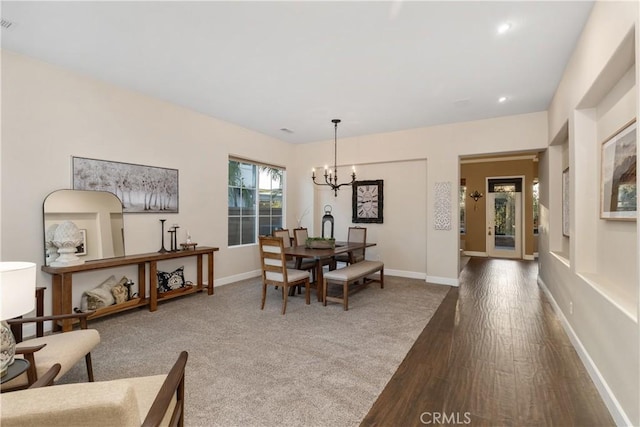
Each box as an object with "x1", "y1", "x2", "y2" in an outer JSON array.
[
  {"x1": 228, "y1": 158, "x2": 283, "y2": 246},
  {"x1": 488, "y1": 178, "x2": 521, "y2": 240}
]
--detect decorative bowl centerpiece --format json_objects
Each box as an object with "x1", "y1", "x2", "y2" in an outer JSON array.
[{"x1": 305, "y1": 237, "x2": 336, "y2": 249}]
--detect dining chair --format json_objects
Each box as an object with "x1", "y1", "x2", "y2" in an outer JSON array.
[
  {"x1": 273, "y1": 229, "x2": 315, "y2": 294},
  {"x1": 273, "y1": 228, "x2": 293, "y2": 249},
  {"x1": 335, "y1": 226, "x2": 367, "y2": 266},
  {"x1": 292, "y1": 227, "x2": 309, "y2": 248},
  {"x1": 294, "y1": 228, "x2": 336, "y2": 273},
  {"x1": 258, "y1": 236, "x2": 310, "y2": 314},
  {"x1": 273, "y1": 228, "x2": 294, "y2": 268}
]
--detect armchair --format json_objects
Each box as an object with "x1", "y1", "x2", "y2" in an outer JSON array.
[
  {"x1": 1, "y1": 351, "x2": 188, "y2": 427},
  {"x1": 1, "y1": 311, "x2": 100, "y2": 391},
  {"x1": 29, "y1": 363, "x2": 61, "y2": 388}
]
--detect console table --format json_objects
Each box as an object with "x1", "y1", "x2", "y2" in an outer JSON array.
[{"x1": 42, "y1": 246, "x2": 218, "y2": 331}]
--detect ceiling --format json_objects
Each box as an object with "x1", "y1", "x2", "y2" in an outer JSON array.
[{"x1": 1, "y1": 1, "x2": 594, "y2": 144}]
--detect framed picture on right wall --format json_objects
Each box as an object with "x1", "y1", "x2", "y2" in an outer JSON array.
[{"x1": 601, "y1": 119, "x2": 636, "y2": 220}]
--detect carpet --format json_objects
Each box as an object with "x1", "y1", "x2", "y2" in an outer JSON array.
[{"x1": 59, "y1": 275, "x2": 449, "y2": 426}]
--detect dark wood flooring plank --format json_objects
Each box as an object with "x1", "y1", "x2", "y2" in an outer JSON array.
[{"x1": 361, "y1": 257, "x2": 615, "y2": 427}]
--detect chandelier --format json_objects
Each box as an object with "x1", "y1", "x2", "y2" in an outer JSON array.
[{"x1": 311, "y1": 119, "x2": 356, "y2": 197}]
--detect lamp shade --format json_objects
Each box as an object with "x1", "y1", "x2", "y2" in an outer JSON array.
[{"x1": 0, "y1": 262, "x2": 36, "y2": 321}]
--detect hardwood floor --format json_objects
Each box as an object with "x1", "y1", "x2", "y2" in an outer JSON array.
[{"x1": 361, "y1": 257, "x2": 614, "y2": 426}]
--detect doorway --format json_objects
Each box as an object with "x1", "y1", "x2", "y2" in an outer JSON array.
[{"x1": 486, "y1": 177, "x2": 523, "y2": 259}]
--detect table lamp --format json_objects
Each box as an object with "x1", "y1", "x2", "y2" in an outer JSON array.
[{"x1": 0, "y1": 262, "x2": 36, "y2": 377}]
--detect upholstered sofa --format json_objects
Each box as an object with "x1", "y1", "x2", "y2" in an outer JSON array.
[{"x1": 1, "y1": 351, "x2": 187, "y2": 427}]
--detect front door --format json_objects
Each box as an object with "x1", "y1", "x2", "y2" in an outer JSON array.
[{"x1": 486, "y1": 178, "x2": 522, "y2": 259}]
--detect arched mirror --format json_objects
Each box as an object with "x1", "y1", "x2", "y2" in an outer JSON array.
[{"x1": 43, "y1": 189, "x2": 125, "y2": 266}]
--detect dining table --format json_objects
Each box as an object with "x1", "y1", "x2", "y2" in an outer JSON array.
[{"x1": 283, "y1": 241, "x2": 376, "y2": 302}]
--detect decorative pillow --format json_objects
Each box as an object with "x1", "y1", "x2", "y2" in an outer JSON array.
[
  {"x1": 111, "y1": 276, "x2": 129, "y2": 304},
  {"x1": 157, "y1": 266, "x2": 185, "y2": 293},
  {"x1": 81, "y1": 294, "x2": 102, "y2": 312},
  {"x1": 84, "y1": 275, "x2": 117, "y2": 308}
]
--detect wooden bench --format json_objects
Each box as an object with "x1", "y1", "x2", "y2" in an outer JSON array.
[{"x1": 322, "y1": 260, "x2": 384, "y2": 311}]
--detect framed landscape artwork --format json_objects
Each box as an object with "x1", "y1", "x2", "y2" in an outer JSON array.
[
  {"x1": 352, "y1": 180, "x2": 384, "y2": 223},
  {"x1": 73, "y1": 156, "x2": 179, "y2": 213},
  {"x1": 600, "y1": 120, "x2": 636, "y2": 220}
]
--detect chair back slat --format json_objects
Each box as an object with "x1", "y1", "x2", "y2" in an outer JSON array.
[
  {"x1": 293, "y1": 228, "x2": 309, "y2": 247},
  {"x1": 348, "y1": 227, "x2": 367, "y2": 259},
  {"x1": 273, "y1": 229, "x2": 292, "y2": 248},
  {"x1": 259, "y1": 236, "x2": 288, "y2": 283}
]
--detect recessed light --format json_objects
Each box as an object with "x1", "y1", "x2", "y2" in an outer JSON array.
[
  {"x1": 498, "y1": 96, "x2": 508, "y2": 103},
  {"x1": 497, "y1": 22, "x2": 511, "y2": 34}
]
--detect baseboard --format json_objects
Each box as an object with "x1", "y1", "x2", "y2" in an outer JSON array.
[
  {"x1": 463, "y1": 251, "x2": 487, "y2": 257},
  {"x1": 426, "y1": 275, "x2": 459, "y2": 287},
  {"x1": 216, "y1": 270, "x2": 261, "y2": 287},
  {"x1": 523, "y1": 254, "x2": 535, "y2": 261},
  {"x1": 384, "y1": 269, "x2": 426, "y2": 280},
  {"x1": 537, "y1": 276, "x2": 631, "y2": 427},
  {"x1": 218, "y1": 269, "x2": 451, "y2": 286}
]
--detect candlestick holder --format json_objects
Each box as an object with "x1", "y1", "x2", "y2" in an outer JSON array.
[
  {"x1": 168, "y1": 228, "x2": 176, "y2": 252},
  {"x1": 158, "y1": 219, "x2": 168, "y2": 253},
  {"x1": 172, "y1": 225, "x2": 180, "y2": 251},
  {"x1": 168, "y1": 224, "x2": 180, "y2": 252}
]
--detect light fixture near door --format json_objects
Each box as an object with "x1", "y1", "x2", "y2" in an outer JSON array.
[{"x1": 469, "y1": 190, "x2": 483, "y2": 210}]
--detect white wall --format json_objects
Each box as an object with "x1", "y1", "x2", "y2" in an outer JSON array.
[
  {"x1": 312, "y1": 159, "x2": 428, "y2": 279},
  {"x1": 293, "y1": 112, "x2": 548, "y2": 285},
  {"x1": 1, "y1": 47, "x2": 549, "y2": 309},
  {"x1": 540, "y1": 1, "x2": 639, "y2": 424},
  {"x1": 0, "y1": 50, "x2": 297, "y2": 311},
  {"x1": 3, "y1": 5, "x2": 633, "y2": 422}
]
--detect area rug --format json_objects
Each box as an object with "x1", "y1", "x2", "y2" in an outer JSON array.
[{"x1": 59, "y1": 275, "x2": 449, "y2": 426}]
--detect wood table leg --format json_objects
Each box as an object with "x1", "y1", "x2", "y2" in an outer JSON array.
[
  {"x1": 137, "y1": 263, "x2": 146, "y2": 300},
  {"x1": 60, "y1": 274, "x2": 73, "y2": 332},
  {"x1": 315, "y1": 259, "x2": 324, "y2": 302},
  {"x1": 50, "y1": 274, "x2": 62, "y2": 332},
  {"x1": 149, "y1": 261, "x2": 158, "y2": 312},
  {"x1": 197, "y1": 254, "x2": 203, "y2": 292},
  {"x1": 207, "y1": 250, "x2": 214, "y2": 295}
]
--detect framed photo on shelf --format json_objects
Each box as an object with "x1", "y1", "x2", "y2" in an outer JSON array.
[
  {"x1": 76, "y1": 229, "x2": 87, "y2": 256},
  {"x1": 601, "y1": 120, "x2": 636, "y2": 220},
  {"x1": 352, "y1": 180, "x2": 383, "y2": 223}
]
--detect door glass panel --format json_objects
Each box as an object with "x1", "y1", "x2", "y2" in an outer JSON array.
[{"x1": 493, "y1": 188, "x2": 516, "y2": 251}]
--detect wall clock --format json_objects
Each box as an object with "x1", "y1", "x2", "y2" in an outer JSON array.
[{"x1": 352, "y1": 180, "x2": 384, "y2": 223}]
